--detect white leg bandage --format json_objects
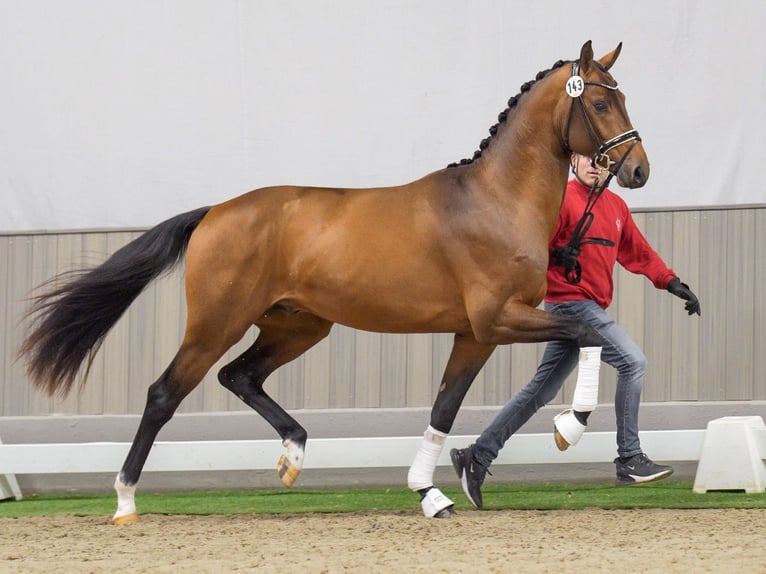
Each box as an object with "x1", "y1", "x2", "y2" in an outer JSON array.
[
  {"x1": 553, "y1": 346, "x2": 602, "y2": 450},
  {"x1": 407, "y1": 425, "x2": 447, "y2": 491},
  {"x1": 572, "y1": 346, "x2": 602, "y2": 412}
]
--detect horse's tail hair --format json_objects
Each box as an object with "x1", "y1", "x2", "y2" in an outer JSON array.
[{"x1": 18, "y1": 206, "x2": 212, "y2": 397}]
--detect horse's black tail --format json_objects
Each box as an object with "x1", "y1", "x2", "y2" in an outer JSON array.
[{"x1": 18, "y1": 206, "x2": 212, "y2": 397}]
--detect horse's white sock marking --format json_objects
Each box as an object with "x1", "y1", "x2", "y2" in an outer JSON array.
[
  {"x1": 407, "y1": 425, "x2": 447, "y2": 491},
  {"x1": 277, "y1": 438, "x2": 305, "y2": 488},
  {"x1": 283, "y1": 438, "x2": 305, "y2": 470},
  {"x1": 113, "y1": 475, "x2": 137, "y2": 519}
]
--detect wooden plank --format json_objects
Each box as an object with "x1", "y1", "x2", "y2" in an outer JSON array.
[
  {"x1": 509, "y1": 341, "x2": 541, "y2": 399},
  {"x1": 274, "y1": 342, "x2": 306, "y2": 411},
  {"x1": 405, "y1": 333, "x2": 433, "y2": 407},
  {"x1": 724, "y1": 211, "x2": 755, "y2": 400},
  {"x1": 641, "y1": 212, "x2": 673, "y2": 401},
  {"x1": 380, "y1": 334, "x2": 407, "y2": 407},
  {"x1": 481, "y1": 345, "x2": 511, "y2": 407},
  {"x1": 670, "y1": 211, "x2": 701, "y2": 400},
  {"x1": 0, "y1": 236, "x2": 19, "y2": 415},
  {"x1": 8, "y1": 237, "x2": 35, "y2": 416},
  {"x1": 698, "y1": 212, "x2": 727, "y2": 400},
  {"x1": 755, "y1": 210, "x2": 766, "y2": 400},
  {"x1": 354, "y1": 331, "x2": 381, "y2": 407},
  {"x1": 304, "y1": 335, "x2": 331, "y2": 409},
  {"x1": 329, "y1": 325, "x2": 357, "y2": 408}
]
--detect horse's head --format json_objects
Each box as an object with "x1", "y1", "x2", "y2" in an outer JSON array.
[{"x1": 560, "y1": 41, "x2": 649, "y2": 189}]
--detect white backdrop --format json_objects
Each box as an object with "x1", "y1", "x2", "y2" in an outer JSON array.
[{"x1": 1, "y1": 1, "x2": 764, "y2": 232}]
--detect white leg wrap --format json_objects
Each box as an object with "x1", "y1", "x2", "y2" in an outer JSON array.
[
  {"x1": 113, "y1": 475, "x2": 137, "y2": 520},
  {"x1": 553, "y1": 346, "x2": 602, "y2": 450},
  {"x1": 572, "y1": 346, "x2": 602, "y2": 412},
  {"x1": 407, "y1": 425, "x2": 447, "y2": 491}
]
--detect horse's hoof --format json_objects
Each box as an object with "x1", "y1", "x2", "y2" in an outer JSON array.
[
  {"x1": 553, "y1": 408, "x2": 585, "y2": 450},
  {"x1": 433, "y1": 506, "x2": 456, "y2": 519},
  {"x1": 277, "y1": 454, "x2": 301, "y2": 488},
  {"x1": 553, "y1": 428, "x2": 570, "y2": 451},
  {"x1": 111, "y1": 512, "x2": 140, "y2": 526},
  {"x1": 419, "y1": 487, "x2": 455, "y2": 518}
]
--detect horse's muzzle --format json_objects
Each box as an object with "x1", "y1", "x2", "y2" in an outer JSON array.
[{"x1": 617, "y1": 159, "x2": 650, "y2": 189}]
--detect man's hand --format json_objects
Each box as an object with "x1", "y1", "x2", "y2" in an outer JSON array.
[{"x1": 667, "y1": 277, "x2": 701, "y2": 316}]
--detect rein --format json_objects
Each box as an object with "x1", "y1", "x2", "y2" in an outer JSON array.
[{"x1": 555, "y1": 62, "x2": 641, "y2": 284}]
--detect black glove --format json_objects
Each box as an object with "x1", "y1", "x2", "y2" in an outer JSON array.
[{"x1": 667, "y1": 277, "x2": 701, "y2": 316}]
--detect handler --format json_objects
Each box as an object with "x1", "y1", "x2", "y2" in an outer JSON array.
[{"x1": 450, "y1": 152, "x2": 701, "y2": 509}]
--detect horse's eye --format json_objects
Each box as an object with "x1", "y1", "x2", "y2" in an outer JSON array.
[{"x1": 594, "y1": 101, "x2": 608, "y2": 113}]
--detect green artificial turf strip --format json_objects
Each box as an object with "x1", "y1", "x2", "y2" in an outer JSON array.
[{"x1": 1, "y1": 481, "x2": 764, "y2": 518}]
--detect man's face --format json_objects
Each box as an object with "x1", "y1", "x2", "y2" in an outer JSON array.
[{"x1": 571, "y1": 154, "x2": 607, "y2": 187}]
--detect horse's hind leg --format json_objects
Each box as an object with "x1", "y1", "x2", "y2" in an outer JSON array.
[
  {"x1": 218, "y1": 309, "x2": 333, "y2": 488},
  {"x1": 408, "y1": 333, "x2": 496, "y2": 517},
  {"x1": 113, "y1": 323, "x2": 248, "y2": 525}
]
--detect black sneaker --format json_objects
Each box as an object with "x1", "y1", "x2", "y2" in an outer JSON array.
[
  {"x1": 450, "y1": 446, "x2": 488, "y2": 509},
  {"x1": 615, "y1": 453, "x2": 673, "y2": 485}
]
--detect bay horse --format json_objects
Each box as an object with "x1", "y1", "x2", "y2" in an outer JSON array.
[{"x1": 19, "y1": 41, "x2": 649, "y2": 523}]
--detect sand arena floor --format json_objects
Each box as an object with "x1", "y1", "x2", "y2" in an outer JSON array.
[{"x1": 2, "y1": 508, "x2": 765, "y2": 573}]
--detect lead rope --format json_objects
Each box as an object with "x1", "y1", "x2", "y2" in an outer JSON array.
[
  {"x1": 551, "y1": 174, "x2": 613, "y2": 284},
  {"x1": 553, "y1": 139, "x2": 639, "y2": 284}
]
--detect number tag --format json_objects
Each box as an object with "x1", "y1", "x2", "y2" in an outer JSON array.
[{"x1": 566, "y1": 75, "x2": 585, "y2": 98}]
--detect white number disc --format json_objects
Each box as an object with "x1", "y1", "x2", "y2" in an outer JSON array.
[{"x1": 566, "y1": 75, "x2": 585, "y2": 98}]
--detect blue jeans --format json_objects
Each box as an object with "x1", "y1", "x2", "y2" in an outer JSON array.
[{"x1": 472, "y1": 299, "x2": 647, "y2": 468}]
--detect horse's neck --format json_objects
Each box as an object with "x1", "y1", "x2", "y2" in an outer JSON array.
[{"x1": 471, "y1": 83, "x2": 570, "y2": 225}]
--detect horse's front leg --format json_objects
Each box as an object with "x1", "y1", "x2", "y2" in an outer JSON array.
[
  {"x1": 472, "y1": 300, "x2": 604, "y2": 451},
  {"x1": 408, "y1": 334, "x2": 495, "y2": 517}
]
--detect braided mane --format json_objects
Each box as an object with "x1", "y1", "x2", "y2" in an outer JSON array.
[{"x1": 447, "y1": 59, "x2": 569, "y2": 168}]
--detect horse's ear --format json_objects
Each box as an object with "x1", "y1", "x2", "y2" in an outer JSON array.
[
  {"x1": 579, "y1": 40, "x2": 594, "y2": 74},
  {"x1": 598, "y1": 42, "x2": 623, "y2": 71}
]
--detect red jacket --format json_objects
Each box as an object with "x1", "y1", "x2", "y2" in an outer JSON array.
[{"x1": 545, "y1": 178, "x2": 676, "y2": 309}]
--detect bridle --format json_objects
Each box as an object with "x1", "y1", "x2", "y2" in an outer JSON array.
[
  {"x1": 554, "y1": 61, "x2": 643, "y2": 284},
  {"x1": 562, "y1": 61, "x2": 641, "y2": 174}
]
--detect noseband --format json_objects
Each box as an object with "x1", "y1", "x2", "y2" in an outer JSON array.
[{"x1": 562, "y1": 61, "x2": 641, "y2": 175}]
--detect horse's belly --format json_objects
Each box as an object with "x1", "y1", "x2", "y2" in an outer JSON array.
[{"x1": 291, "y1": 291, "x2": 471, "y2": 335}]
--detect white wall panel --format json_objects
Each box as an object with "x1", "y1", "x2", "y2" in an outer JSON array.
[{"x1": 2, "y1": 1, "x2": 765, "y2": 233}]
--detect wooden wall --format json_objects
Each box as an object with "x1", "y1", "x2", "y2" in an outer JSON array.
[{"x1": 2, "y1": 207, "x2": 764, "y2": 417}]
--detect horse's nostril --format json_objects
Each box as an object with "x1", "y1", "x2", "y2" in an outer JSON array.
[{"x1": 633, "y1": 165, "x2": 645, "y2": 186}]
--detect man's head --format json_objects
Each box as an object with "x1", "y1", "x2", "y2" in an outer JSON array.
[{"x1": 570, "y1": 153, "x2": 608, "y2": 188}]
